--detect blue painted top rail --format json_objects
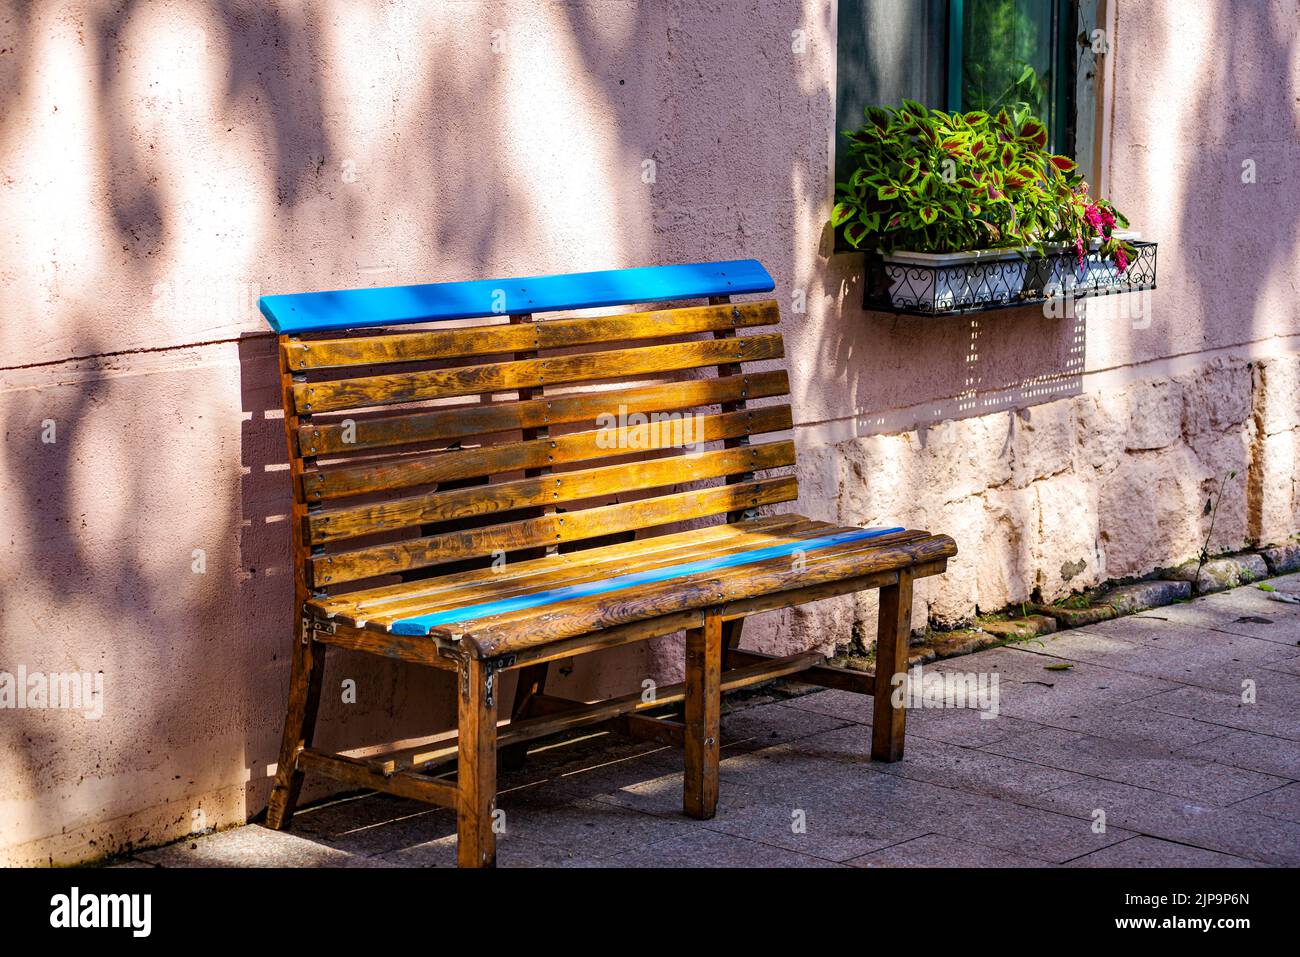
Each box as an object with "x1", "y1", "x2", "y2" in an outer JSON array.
[
  {"x1": 259, "y1": 260, "x2": 775, "y2": 334},
  {"x1": 388, "y1": 526, "x2": 904, "y2": 636}
]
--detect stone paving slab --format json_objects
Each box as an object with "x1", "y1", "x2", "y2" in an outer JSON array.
[
  {"x1": 915, "y1": 785, "x2": 1135, "y2": 864},
  {"x1": 1176, "y1": 729, "x2": 1300, "y2": 780},
  {"x1": 1140, "y1": 678, "x2": 1300, "y2": 741},
  {"x1": 1265, "y1": 652, "x2": 1300, "y2": 677},
  {"x1": 846, "y1": 832, "x2": 1050, "y2": 868},
  {"x1": 1227, "y1": 782, "x2": 1300, "y2": 823},
  {"x1": 1064, "y1": 835, "x2": 1264, "y2": 868},
  {"x1": 784, "y1": 686, "x2": 1046, "y2": 748},
  {"x1": 1134, "y1": 583, "x2": 1300, "y2": 645},
  {"x1": 793, "y1": 725, "x2": 1092, "y2": 803},
  {"x1": 595, "y1": 827, "x2": 843, "y2": 868},
  {"x1": 983, "y1": 726, "x2": 1289, "y2": 805},
  {"x1": 929, "y1": 647, "x2": 1186, "y2": 724},
  {"x1": 1026, "y1": 779, "x2": 1300, "y2": 866},
  {"x1": 693, "y1": 781, "x2": 933, "y2": 862},
  {"x1": 1010, "y1": 703, "x2": 1232, "y2": 751},
  {"x1": 135, "y1": 824, "x2": 386, "y2": 868},
  {"x1": 718, "y1": 701, "x2": 856, "y2": 752},
  {"x1": 113, "y1": 574, "x2": 1300, "y2": 869},
  {"x1": 1014, "y1": 626, "x2": 1296, "y2": 693}
]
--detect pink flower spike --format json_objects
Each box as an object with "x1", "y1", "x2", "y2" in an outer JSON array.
[
  {"x1": 1084, "y1": 203, "x2": 1104, "y2": 233},
  {"x1": 1075, "y1": 236, "x2": 1086, "y2": 271},
  {"x1": 1115, "y1": 246, "x2": 1129, "y2": 274}
]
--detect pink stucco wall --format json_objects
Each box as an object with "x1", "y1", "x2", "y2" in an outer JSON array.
[{"x1": 1, "y1": 0, "x2": 1297, "y2": 864}]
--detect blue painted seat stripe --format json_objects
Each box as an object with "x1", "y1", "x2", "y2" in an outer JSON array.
[
  {"x1": 259, "y1": 260, "x2": 775, "y2": 334},
  {"x1": 388, "y1": 527, "x2": 905, "y2": 636}
]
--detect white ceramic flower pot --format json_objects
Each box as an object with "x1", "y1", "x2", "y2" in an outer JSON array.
[{"x1": 880, "y1": 247, "x2": 1030, "y2": 311}]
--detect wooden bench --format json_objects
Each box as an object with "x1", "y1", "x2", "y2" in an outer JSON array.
[{"x1": 257, "y1": 260, "x2": 956, "y2": 867}]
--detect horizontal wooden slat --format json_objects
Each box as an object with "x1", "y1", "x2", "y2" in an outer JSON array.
[
  {"x1": 723, "y1": 649, "x2": 875, "y2": 696},
  {"x1": 284, "y1": 300, "x2": 779, "y2": 371},
  {"x1": 296, "y1": 749, "x2": 457, "y2": 807},
  {"x1": 310, "y1": 514, "x2": 807, "y2": 621},
  {"x1": 310, "y1": 476, "x2": 798, "y2": 587},
  {"x1": 310, "y1": 440, "x2": 795, "y2": 544},
  {"x1": 298, "y1": 369, "x2": 789, "y2": 456},
  {"x1": 460, "y1": 533, "x2": 958, "y2": 657},
  {"x1": 293, "y1": 333, "x2": 784, "y2": 414},
  {"x1": 303, "y1": 403, "x2": 793, "y2": 501},
  {"x1": 449, "y1": 531, "x2": 915, "y2": 640},
  {"x1": 344, "y1": 519, "x2": 836, "y2": 629}
]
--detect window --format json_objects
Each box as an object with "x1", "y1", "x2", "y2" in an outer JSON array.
[{"x1": 836, "y1": 0, "x2": 1100, "y2": 183}]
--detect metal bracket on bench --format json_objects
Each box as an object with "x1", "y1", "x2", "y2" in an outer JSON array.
[
  {"x1": 301, "y1": 616, "x2": 336, "y2": 644},
  {"x1": 483, "y1": 654, "x2": 518, "y2": 708}
]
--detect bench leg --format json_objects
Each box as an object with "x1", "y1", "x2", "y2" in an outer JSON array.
[
  {"x1": 266, "y1": 621, "x2": 327, "y2": 829},
  {"x1": 684, "y1": 609, "x2": 722, "y2": 819},
  {"x1": 872, "y1": 569, "x2": 914, "y2": 762},
  {"x1": 457, "y1": 657, "x2": 499, "y2": 868}
]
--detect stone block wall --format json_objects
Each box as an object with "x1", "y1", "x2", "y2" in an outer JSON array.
[{"x1": 738, "y1": 353, "x2": 1298, "y2": 656}]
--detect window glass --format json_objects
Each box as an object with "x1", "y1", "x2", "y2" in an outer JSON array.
[
  {"x1": 960, "y1": 0, "x2": 1068, "y2": 152},
  {"x1": 835, "y1": 0, "x2": 948, "y2": 181}
]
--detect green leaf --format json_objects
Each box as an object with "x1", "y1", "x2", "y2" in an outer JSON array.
[
  {"x1": 1020, "y1": 119, "x2": 1049, "y2": 148},
  {"x1": 1043, "y1": 663, "x2": 1073, "y2": 672},
  {"x1": 901, "y1": 98, "x2": 928, "y2": 119},
  {"x1": 830, "y1": 202, "x2": 854, "y2": 227},
  {"x1": 918, "y1": 206, "x2": 939, "y2": 225},
  {"x1": 843, "y1": 221, "x2": 868, "y2": 248},
  {"x1": 877, "y1": 184, "x2": 901, "y2": 200}
]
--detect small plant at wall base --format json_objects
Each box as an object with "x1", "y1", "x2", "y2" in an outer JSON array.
[
  {"x1": 1193, "y1": 469, "x2": 1238, "y2": 591},
  {"x1": 832, "y1": 100, "x2": 1137, "y2": 267}
]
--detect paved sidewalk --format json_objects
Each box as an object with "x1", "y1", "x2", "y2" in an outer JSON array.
[{"x1": 116, "y1": 575, "x2": 1300, "y2": 868}]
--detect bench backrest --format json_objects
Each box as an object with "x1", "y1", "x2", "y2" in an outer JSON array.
[{"x1": 259, "y1": 260, "x2": 796, "y2": 600}]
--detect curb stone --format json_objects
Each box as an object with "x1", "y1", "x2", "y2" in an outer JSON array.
[{"x1": 1170, "y1": 553, "x2": 1269, "y2": 593}]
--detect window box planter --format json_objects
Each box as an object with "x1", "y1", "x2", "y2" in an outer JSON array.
[
  {"x1": 863, "y1": 239, "x2": 1157, "y2": 316},
  {"x1": 873, "y1": 245, "x2": 1032, "y2": 311}
]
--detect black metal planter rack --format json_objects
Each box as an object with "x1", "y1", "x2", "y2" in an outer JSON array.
[{"x1": 862, "y1": 240, "x2": 1158, "y2": 316}]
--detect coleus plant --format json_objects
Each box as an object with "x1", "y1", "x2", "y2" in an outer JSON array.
[
  {"x1": 833, "y1": 100, "x2": 1134, "y2": 271},
  {"x1": 1059, "y1": 182, "x2": 1137, "y2": 273}
]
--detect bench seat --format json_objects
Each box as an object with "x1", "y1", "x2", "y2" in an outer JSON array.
[{"x1": 308, "y1": 516, "x2": 955, "y2": 659}]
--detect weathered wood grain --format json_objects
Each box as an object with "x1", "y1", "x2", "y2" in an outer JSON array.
[
  {"x1": 298, "y1": 370, "x2": 789, "y2": 456},
  {"x1": 308, "y1": 440, "x2": 794, "y2": 544},
  {"x1": 293, "y1": 333, "x2": 784, "y2": 414},
  {"x1": 303, "y1": 403, "x2": 792, "y2": 504},
  {"x1": 310, "y1": 476, "x2": 799, "y2": 587},
  {"x1": 284, "y1": 300, "x2": 779, "y2": 370}
]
